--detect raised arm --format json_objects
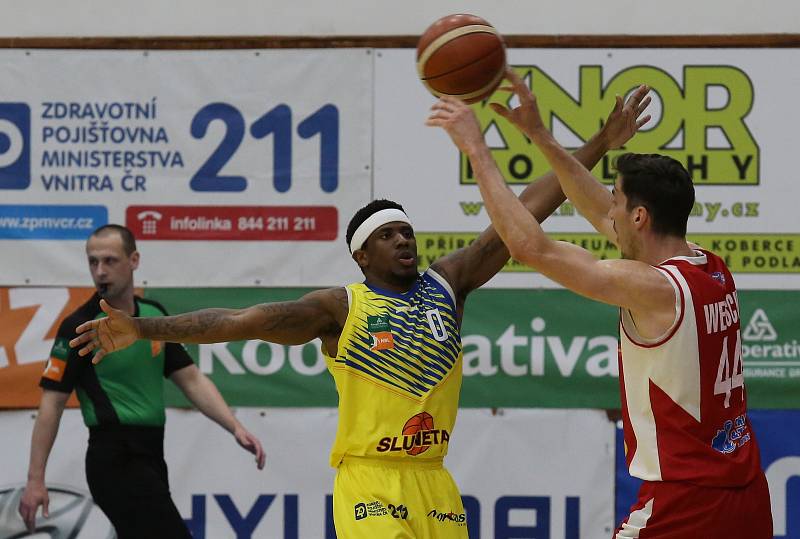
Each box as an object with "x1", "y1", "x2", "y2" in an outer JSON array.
[
  {"x1": 70, "y1": 287, "x2": 347, "y2": 364},
  {"x1": 430, "y1": 73, "x2": 650, "y2": 299},
  {"x1": 427, "y1": 96, "x2": 674, "y2": 320},
  {"x1": 492, "y1": 69, "x2": 651, "y2": 245}
]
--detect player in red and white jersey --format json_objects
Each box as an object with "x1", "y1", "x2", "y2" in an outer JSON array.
[
  {"x1": 620, "y1": 248, "x2": 759, "y2": 486},
  {"x1": 428, "y1": 68, "x2": 772, "y2": 538}
]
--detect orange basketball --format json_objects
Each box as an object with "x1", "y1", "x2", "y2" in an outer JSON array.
[
  {"x1": 402, "y1": 412, "x2": 435, "y2": 456},
  {"x1": 416, "y1": 14, "x2": 506, "y2": 104}
]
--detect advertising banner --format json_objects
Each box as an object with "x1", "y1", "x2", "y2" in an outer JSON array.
[
  {"x1": 374, "y1": 49, "x2": 800, "y2": 290},
  {"x1": 2, "y1": 286, "x2": 797, "y2": 409},
  {"x1": 0, "y1": 49, "x2": 372, "y2": 287},
  {"x1": 615, "y1": 410, "x2": 800, "y2": 538},
  {"x1": 0, "y1": 408, "x2": 614, "y2": 538}
]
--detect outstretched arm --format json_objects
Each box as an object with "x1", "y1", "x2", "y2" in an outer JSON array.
[
  {"x1": 170, "y1": 365, "x2": 265, "y2": 470},
  {"x1": 70, "y1": 287, "x2": 347, "y2": 364},
  {"x1": 493, "y1": 69, "x2": 651, "y2": 245},
  {"x1": 430, "y1": 72, "x2": 650, "y2": 299},
  {"x1": 427, "y1": 96, "x2": 674, "y2": 319}
]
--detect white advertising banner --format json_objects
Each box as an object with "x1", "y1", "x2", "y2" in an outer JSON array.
[
  {"x1": 0, "y1": 49, "x2": 372, "y2": 287},
  {"x1": 374, "y1": 48, "x2": 800, "y2": 289},
  {"x1": 0, "y1": 408, "x2": 613, "y2": 538}
]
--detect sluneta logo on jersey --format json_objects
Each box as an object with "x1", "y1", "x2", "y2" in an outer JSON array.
[{"x1": 376, "y1": 412, "x2": 450, "y2": 456}]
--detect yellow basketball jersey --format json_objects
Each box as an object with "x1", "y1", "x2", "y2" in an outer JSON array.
[{"x1": 324, "y1": 269, "x2": 463, "y2": 467}]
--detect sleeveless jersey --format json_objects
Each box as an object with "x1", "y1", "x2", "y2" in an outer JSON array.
[
  {"x1": 324, "y1": 269, "x2": 463, "y2": 468},
  {"x1": 619, "y1": 249, "x2": 762, "y2": 487}
]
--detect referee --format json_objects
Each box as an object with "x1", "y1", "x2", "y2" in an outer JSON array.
[{"x1": 18, "y1": 224, "x2": 265, "y2": 538}]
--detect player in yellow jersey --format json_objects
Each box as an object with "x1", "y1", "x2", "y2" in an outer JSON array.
[{"x1": 70, "y1": 83, "x2": 649, "y2": 538}]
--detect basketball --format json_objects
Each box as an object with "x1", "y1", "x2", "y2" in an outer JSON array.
[
  {"x1": 402, "y1": 412, "x2": 435, "y2": 456},
  {"x1": 416, "y1": 13, "x2": 506, "y2": 104}
]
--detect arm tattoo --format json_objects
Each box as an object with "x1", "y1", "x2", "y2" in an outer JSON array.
[
  {"x1": 257, "y1": 303, "x2": 305, "y2": 333},
  {"x1": 138, "y1": 309, "x2": 238, "y2": 342}
]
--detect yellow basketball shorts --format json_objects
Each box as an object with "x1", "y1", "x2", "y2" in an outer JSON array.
[{"x1": 333, "y1": 456, "x2": 468, "y2": 539}]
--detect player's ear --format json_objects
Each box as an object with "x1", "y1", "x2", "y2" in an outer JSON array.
[
  {"x1": 129, "y1": 250, "x2": 141, "y2": 270},
  {"x1": 632, "y1": 206, "x2": 648, "y2": 229},
  {"x1": 352, "y1": 249, "x2": 368, "y2": 269}
]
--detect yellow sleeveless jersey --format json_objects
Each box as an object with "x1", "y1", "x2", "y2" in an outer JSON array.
[{"x1": 323, "y1": 269, "x2": 463, "y2": 467}]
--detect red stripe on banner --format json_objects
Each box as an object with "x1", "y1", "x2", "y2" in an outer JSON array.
[{"x1": 125, "y1": 206, "x2": 338, "y2": 241}]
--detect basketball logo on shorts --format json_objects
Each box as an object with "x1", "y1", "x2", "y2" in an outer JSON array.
[{"x1": 403, "y1": 412, "x2": 435, "y2": 456}]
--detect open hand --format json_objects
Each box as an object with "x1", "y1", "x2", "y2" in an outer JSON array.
[
  {"x1": 69, "y1": 299, "x2": 139, "y2": 364},
  {"x1": 425, "y1": 95, "x2": 485, "y2": 154},
  {"x1": 489, "y1": 67, "x2": 548, "y2": 139},
  {"x1": 601, "y1": 84, "x2": 652, "y2": 149}
]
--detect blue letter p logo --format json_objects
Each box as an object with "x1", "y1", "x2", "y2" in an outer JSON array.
[{"x1": 0, "y1": 103, "x2": 30, "y2": 189}]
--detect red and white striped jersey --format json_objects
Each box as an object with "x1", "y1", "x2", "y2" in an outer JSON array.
[{"x1": 619, "y1": 249, "x2": 762, "y2": 486}]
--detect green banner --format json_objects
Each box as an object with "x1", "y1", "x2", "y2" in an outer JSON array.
[
  {"x1": 417, "y1": 233, "x2": 800, "y2": 274},
  {"x1": 147, "y1": 288, "x2": 799, "y2": 409}
]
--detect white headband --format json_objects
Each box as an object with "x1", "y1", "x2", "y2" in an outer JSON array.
[{"x1": 349, "y1": 208, "x2": 413, "y2": 253}]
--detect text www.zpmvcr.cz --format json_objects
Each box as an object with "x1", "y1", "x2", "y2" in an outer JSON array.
[{"x1": 0, "y1": 216, "x2": 96, "y2": 232}]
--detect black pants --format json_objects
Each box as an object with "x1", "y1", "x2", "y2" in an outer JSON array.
[{"x1": 86, "y1": 425, "x2": 192, "y2": 539}]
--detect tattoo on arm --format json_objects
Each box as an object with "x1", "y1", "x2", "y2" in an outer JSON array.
[
  {"x1": 138, "y1": 309, "x2": 237, "y2": 342},
  {"x1": 138, "y1": 290, "x2": 345, "y2": 344},
  {"x1": 256, "y1": 303, "x2": 307, "y2": 334}
]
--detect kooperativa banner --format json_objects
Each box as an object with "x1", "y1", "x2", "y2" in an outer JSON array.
[{"x1": 2, "y1": 286, "x2": 797, "y2": 409}]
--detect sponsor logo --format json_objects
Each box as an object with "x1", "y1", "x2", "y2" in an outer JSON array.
[
  {"x1": 354, "y1": 502, "x2": 367, "y2": 520},
  {"x1": 427, "y1": 509, "x2": 466, "y2": 525},
  {"x1": 0, "y1": 103, "x2": 31, "y2": 190},
  {"x1": 42, "y1": 357, "x2": 67, "y2": 382},
  {"x1": 369, "y1": 331, "x2": 394, "y2": 351},
  {"x1": 0, "y1": 483, "x2": 113, "y2": 537},
  {"x1": 464, "y1": 65, "x2": 759, "y2": 187},
  {"x1": 367, "y1": 315, "x2": 390, "y2": 333},
  {"x1": 710, "y1": 271, "x2": 726, "y2": 285},
  {"x1": 765, "y1": 455, "x2": 800, "y2": 536},
  {"x1": 51, "y1": 337, "x2": 70, "y2": 359},
  {"x1": 367, "y1": 314, "x2": 394, "y2": 351},
  {"x1": 711, "y1": 413, "x2": 751, "y2": 454},
  {"x1": 743, "y1": 308, "x2": 777, "y2": 342},
  {"x1": 741, "y1": 307, "x2": 800, "y2": 381},
  {"x1": 353, "y1": 500, "x2": 388, "y2": 520},
  {"x1": 0, "y1": 205, "x2": 108, "y2": 240},
  {"x1": 125, "y1": 205, "x2": 337, "y2": 241},
  {"x1": 376, "y1": 412, "x2": 450, "y2": 456},
  {"x1": 388, "y1": 504, "x2": 408, "y2": 519},
  {"x1": 461, "y1": 316, "x2": 619, "y2": 378}
]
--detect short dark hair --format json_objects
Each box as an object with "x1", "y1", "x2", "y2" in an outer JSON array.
[
  {"x1": 90, "y1": 224, "x2": 137, "y2": 256},
  {"x1": 614, "y1": 153, "x2": 695, "y2": 238},
  {"x1": 346, "y1": 199, "x2": 406, "y2": 251}
]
